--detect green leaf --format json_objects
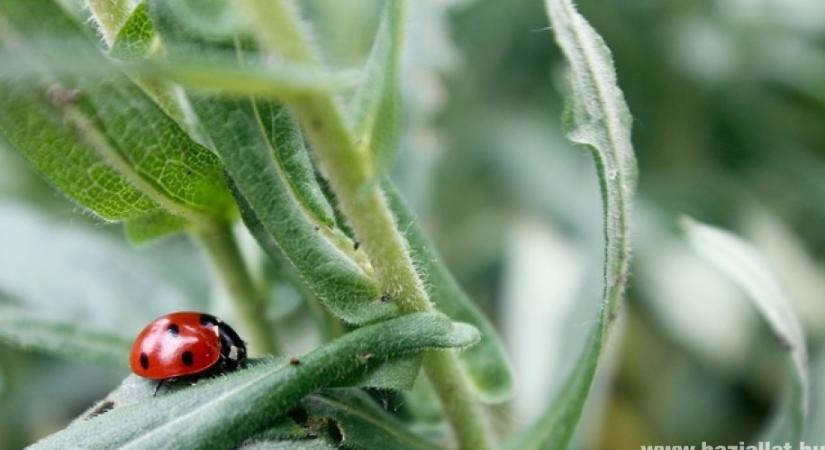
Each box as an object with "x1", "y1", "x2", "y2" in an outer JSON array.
[
  {"x1": 683, "y1": 218, "x2": 810, "y2": 442},
  {"x1": 511, "y1": 0, "x2": 637, "y2": 448},
  {"x1": 30, "y1": 313, "x2": 480, "y2": 450},
  {"x1": 0, "y1": 0, "x2": 234, "y2": 239},
  {"x1": 356, "y1": 355, "x2": 421, "y2": 391},
  {"x1": 349, "y1": 0, "x2": 405, "y2": 178},
  {"x1": 198, "y1": 98, "x2": 392, "y2": 324},
  {"x1": 240, "y1": 440, "x2": 337, "y2": 450},
  {"x1": 0, "y1": 201, "x2": 197, "y2": 365},
  {"x1": 385, "y1": 181, "x2": 514, "y2": 403},
  {"x1": 301, "y1": 390, "x2": 442, "y2": 450},
  {"x1": 122, "y1": 210, "x2": 189, "y2": 245},
  {"x1": 110, "y1": 2, "x2": 157, "y2": 60},
  {"x1": 0, "y1": 304, "x2": 131, "y2": 369},
  {"x1": 109, "y1": 1, "x2": 200, "y2": 141}
]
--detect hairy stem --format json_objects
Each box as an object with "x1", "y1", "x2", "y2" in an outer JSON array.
[
  {"x1": 195, "y1": 223, "x2": 278, "y2": 356},
  {"x1": 239, "y1": 1, "x2": 493, "y2": 448}
]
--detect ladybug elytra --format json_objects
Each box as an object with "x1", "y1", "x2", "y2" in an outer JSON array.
[{"x1": 129, "y1": 311, "x2": 247, "y2": 381}]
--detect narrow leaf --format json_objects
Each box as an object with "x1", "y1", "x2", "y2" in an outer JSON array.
[
  {"x1": 385, "y1": 181, "x2": 515, "y2": 403},
  {"x1": 683, "y1": 218, "x2": 810, "y2": 442},
  {"x1": 240, "y1": 440, "x2": 337, "y2": 450},
  {"x1": 301, "y1": 390, "x2": 442, "y2": 450},
  {"x1": 30, "y1": 313, "x2": 480, "y2": 450},
  {"x1": 0, "y1": 201, "x2": 196, "y2": 365},
  {"x1": 0, "y1": 304, "x2": 131, "y2": 369},
  {"x1": 349, "y1": 0, "x2": 405, "y2": 177},
  {"x1": 200, "y1": 99, "x2": 391, "y2": 324},
  {"x1": 512, "y1": 0, "x2": 637, "y2": 448}
]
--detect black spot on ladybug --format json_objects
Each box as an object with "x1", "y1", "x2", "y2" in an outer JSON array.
[
  {"x1": 289, "y1": 357, "x2": 301, "y2": 366},
  {"x1": 199, "y1": 314, "x2": 218, "y2": 326},
  {"x1": 85, "y1": 400, "x2": 115, "y2": 419},
  {"x1": 139, "y1": 352, "x2": 149, "y2": 370},
  {"x1": 182, "y1": 351, "x2": 194, "y2": 366},
  {"x1": 167, "y1": 323, "x2": 179, "y2": 336}
]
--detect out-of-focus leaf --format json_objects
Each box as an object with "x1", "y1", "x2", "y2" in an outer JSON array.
[
  {"x1": 684, "y1": 218, "x2": 810, "y2": 442},
  {"x1": 512, "y1": 0, "x2": 637, "y2": 447},
  {"x1": 349, "y1": 0, "x2": 405, "y2": 179},
  {"x1": 0, "y1": 201, "x2": 196, "y2": 332},
  {"x1": 385, "y1": 181, "x2": 514, "y2": 403},
  {"x1": 30, "y1": 313, "x2": 480, "y2": 450},
  {"x1": 0, "y1": 48, "x2": 358, "y2": 99},
  {"x1": 0, "y1": 304, "x2": 131, "y2": 369},
  {"x1": 0, "y1": 0, "x2": 234, "y2": 240},
  {"x1": 123, "y1": 211, "x2": 189, "y2": 245}
]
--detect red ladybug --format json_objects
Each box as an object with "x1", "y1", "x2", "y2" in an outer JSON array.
[{"x1": 130, "y1": 312, "x2": 247, "y2": 381}]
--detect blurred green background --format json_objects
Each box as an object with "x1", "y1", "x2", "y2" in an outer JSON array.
[{"x1": 2, "y1": 0, "x2": 825, "y2": 448}]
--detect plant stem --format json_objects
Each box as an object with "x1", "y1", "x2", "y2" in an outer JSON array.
[
  {"x1": 195, "y1": 223, "x2": 278, "y2": 356},
  {"x1": 239, "y1": 2, "x2": 493, "y2": 448}
]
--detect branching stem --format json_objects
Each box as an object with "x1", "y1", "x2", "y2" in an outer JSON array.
[{"x1": 239, "y1": 1, "x2": 493, "y2": 448}]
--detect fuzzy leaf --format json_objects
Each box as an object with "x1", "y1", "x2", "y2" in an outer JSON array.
[
  {"x1": 30, "y1": 313, "x2": 480, "y2": 450},
  {"x1": 301, "y1": 390, "x2": 442, "y2": 450},
  {"x1": 512, "y1": 0, "x2": 637, "y2": 448},
  {"x1": 198, "y1": 98, "x2": 391, "y2": 324},
  {"x1": 385, "y1": 181, "x2": 515, "y2": 403},
  {"x1": 0, "y1": 0, "x2": 234, "y2": 238},
  {"x1": 349, "y1": 0, "x2": 405, "y2": 178},
  {"x1": 110, "y1": 2, "x2": 156, "y2": 60},
  {"x1": 684, "y1": 218, "x2": 810, "y2": 442}
]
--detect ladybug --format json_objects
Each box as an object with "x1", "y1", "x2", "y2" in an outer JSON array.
[{"x1": 130, "y1": 312, "x2": 247, "y2": 384}]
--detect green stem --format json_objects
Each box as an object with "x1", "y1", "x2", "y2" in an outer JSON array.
[
  {"x1": 239, "y1": 2, "x2": 493, "y2": 449},
  {"x1": 195, "y1": 223, "x2": 278, "y2": 356}
]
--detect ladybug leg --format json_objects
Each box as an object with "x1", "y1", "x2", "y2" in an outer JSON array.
[
  {"x1": 152, "y1": 378, "x2": 176, "y2": 397},
  {"x1": 152, "y1": 379, "x2": 165, "y2": 397}
]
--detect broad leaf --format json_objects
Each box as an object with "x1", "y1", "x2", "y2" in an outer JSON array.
[
  {"x1": 30, "y1": 313, "x2": 480, "y2": 449},
  {"x1": 109, "y1": 1, "x2": 199, "y2": 142},
  {"x1": 0, "y1": 0, "x2": 234, "y2": 241},
  {"x1": 512, "y1": 0, "x2": 637, "y2": 448},
  {"x1": 349, "y1": 0, "x2": 405, "y2": 178},
  {"x1": 385, "y1": 181, "x2": 514, "y2": 403},
  {"x1": 684, "y1": 218, "x2": 810, "y2": 442}
]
